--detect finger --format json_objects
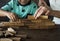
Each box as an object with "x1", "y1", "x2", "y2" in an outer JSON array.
[
  {"x1": 8, "y1": 14, "x2": 16, "y2": 21},
  {"x1": 34, "y1": 6, "x2": 43, "y2": 18},
  {"x1": 45, "y1": 10, "x2": 50, "y2": 15},
  {"x1": 8, "y1": 15, "x2": 15, "y2": 21},
  {"x1": 11, "y1": 13, "x2": 18, "y2": 20},
  {"x1": 35, "y1": 7, "x2": 45, "y2": 19},
  {"x1": 11, "y1": 15, "x2": 17, "y2": 21},
  {"x1": 35, "y1": 9, "x2": 44, "y2": 19},
  {"x1": 34, "y1": 6, "x2": 42, "y2": 17}
]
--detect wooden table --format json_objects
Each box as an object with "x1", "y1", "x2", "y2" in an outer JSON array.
[
  {"x1": 0, "y1": 16, "x2": 60, "y2": 41},
  {"x1": 16, "y1": 25, "x2": 60, "y2": 41}
]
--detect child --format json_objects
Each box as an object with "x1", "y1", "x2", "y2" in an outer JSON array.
[
  {"x1": 0, "y1": 0, "x2": 37, "y2": 21},
  {"x1": 0, "y1": 0, "x2": 38, "y2": 35}
]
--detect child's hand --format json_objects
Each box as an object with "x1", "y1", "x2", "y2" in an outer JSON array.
[
  {"x1": 0, "y1": 10, "x2": 18, "y2": 21},
  {"x1": 6, "y1": 13, "x2": 18, "y2": 21}
]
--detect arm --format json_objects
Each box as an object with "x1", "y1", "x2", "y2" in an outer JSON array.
[
  {"x1": 0, "y1": 0, "x2": 12, "y2": 16},
  {"x1": 0, "y1": 10, "x2": 17, "y2": 21},
  {"x1": 0, "y1": 10, "x2": 10, "y2": 16},
  {"x1": 0, "y1": 0, "x2": 18, "y2": 21},
  {"x1": 34, "y1": 0, "x2": 60, "y2": 19},
  {"x1": 50, "y1": 10, "x2": 60, "y2": 18},
  {"x1": 39, "y1": 0, "x2": 60, "y2": 18}
]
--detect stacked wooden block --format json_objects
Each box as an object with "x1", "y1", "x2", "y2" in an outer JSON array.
[{"x1": 0, "y1": 15, "x2": 55, "y2": 29}]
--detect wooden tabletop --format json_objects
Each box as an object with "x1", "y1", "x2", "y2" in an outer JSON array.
[
  {"x1": 0, "y1": 25, "x2": 60, "y2": 41},
  {"x1": 0, "y1": 16, "x2": 60, "y2": 41}
]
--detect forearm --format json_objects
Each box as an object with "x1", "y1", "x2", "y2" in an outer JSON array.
[
  {"x1": 0, "y1": 10, "x2": 6, "y2": 16},
  {"x1": 0, "y1": 9, "x2": 18, "y2": 21},
  {"x1": 50, "y1": 10, "x2": 60, "y2": 18},
  {"x1": 0, "y1": 9, "x2": 12, "y2": 16}
]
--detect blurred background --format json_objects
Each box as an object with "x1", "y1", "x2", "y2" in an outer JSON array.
[
  {"x1": 0, "y1": 0, "x2": 10, "y2": 8},
  {"x1": 0, "y1": 0, "x2": 38, "y2": 8}
]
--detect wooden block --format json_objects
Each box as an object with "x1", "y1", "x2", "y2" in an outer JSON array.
[
  {"x1": 0, "y1": 38, "x2": 13, "y2": 41},
  {"x1": 28, "y1": 15, "x2": 48, "y2": 19},
  {"x1": 28, "y1": 24, "x2": 55, "y2": 29},
  {"x1": 0, "y1": 37, "x2": 21, "y2": 41},
  {"x1": 39, "y1": 15, "x2": 48, "y2": 19},
  {"x1": 28, "y1": 15, "x2": 35, "y2": 19},
  {"x1": 0, "y1": 31, "x2": 4, "y2": 37},
  {"x1": 15, "y1": 34, "x2": 27, "y2": 38},
  {"x1": 0, "y1": 22, "x2": 24, "y2": 27},
  {"x1": 9, "y1": 37, "x2": 21, "y2": 41}
]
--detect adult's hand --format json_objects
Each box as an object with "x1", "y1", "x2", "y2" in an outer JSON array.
[{"x1": 34, "y1": 6, "x2": 50, "y2": 19}]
